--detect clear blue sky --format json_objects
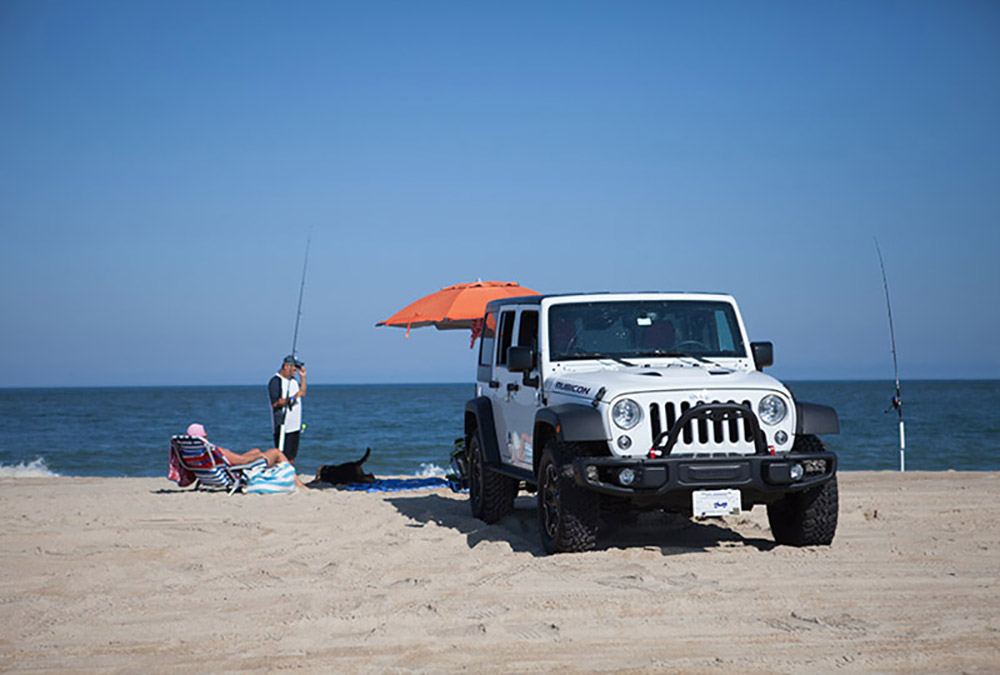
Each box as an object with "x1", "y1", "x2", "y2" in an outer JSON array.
[{"x1": 1, "y1": 1, "x2": 998, "y2": 387}]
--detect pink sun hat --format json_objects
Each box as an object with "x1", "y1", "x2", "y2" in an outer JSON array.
[{"x1": 186, "y1": 423, "x2": 207, "y2": 438}]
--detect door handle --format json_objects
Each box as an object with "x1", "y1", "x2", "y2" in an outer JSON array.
[
  {"x1": 507, "y1": 383, "x2": 520, "y2": 392},
  {"x1": 488, "y1": 380, "x2": 500, "y2": 389}
]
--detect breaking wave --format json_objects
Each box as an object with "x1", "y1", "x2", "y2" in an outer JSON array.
[
  {"x1": 0, "y1": 458, "x2": 61, "y2": 478},
  {"x1": 416, "y1": 462, "x2": 447, "y2": 478}
]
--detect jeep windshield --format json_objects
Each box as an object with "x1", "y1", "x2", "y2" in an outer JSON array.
[{"x1": 548, "y1": 300, "x2": 747, "y2": 362}]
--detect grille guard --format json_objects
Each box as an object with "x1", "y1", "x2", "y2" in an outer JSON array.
[
  {"x1": 651, "y1": 402, "x2": 769, "y2": 456},
  {"x1": 567, "y1": 401, "x2": 840, "y2": 500}
]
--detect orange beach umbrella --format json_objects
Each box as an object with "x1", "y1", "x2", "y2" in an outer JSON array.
[{"x1": 376, "y1": 281, "x2": 540, "y2": 340}]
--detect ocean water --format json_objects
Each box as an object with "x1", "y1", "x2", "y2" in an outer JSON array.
[{"x1": 0, "y1": 381, "x2": 997, "y2": 478}]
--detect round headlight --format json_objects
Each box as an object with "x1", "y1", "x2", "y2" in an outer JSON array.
[
  {"x1": 612, "y1": 399, "x2": 642, "y2": 430},
  {"x1": 758, "y1": 395, "x2": 788, "y2": 426}
]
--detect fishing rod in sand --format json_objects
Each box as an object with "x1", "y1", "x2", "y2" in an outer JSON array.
[
  {"x1": 876, "y1": 238, "x2": 905, "y2": 472},
  {"x1": 279, "y1": 233, "x2": 311, "y2": 454}
]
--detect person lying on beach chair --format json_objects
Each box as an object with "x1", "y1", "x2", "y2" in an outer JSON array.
[{"x1": 170, "y1": 423, "x2": 308, "y2": 493}]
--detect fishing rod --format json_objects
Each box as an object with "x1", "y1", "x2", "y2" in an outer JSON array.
[
  {"x1": 875, "y1": 238, "x2": 905, "y2": 471},
  {"x1": 291, "y1": 232, "x2": 311, "y2": 361},
  {"x1": 279, "y1": 232, "x2": 311, "y2": 454}
]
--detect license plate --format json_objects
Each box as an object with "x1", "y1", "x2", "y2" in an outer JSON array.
[{"x1": 693, "y1": 489, "x2": 742, "y2": 518}]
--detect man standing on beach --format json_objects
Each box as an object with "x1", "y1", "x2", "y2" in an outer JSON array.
[{"x1": 268, "y1": 356, "x2": 307, "y2": 463}]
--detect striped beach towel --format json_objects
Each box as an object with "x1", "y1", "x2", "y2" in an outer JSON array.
[{"x1": 243, "y1": 463, "x2": 297, "y2": 494}]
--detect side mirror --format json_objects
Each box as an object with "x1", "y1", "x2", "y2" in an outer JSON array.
[
  {"x1": 507, "y1": 346, "x2": 535, "y2": 373},
  {"x1": 507, "y1": 346, "x2": 539, "y2": 388},
  {"x1": 751, "y1": 342, "x2": 773, "y2": 371}
]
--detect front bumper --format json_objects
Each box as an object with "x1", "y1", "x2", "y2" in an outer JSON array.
[{"x1": 571, "y1": 452, "x2": 837, "y2": 506}]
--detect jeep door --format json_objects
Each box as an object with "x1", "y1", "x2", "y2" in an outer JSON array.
[{"x1": 490, "y1": 306, "x2": 539, "y2": 471}]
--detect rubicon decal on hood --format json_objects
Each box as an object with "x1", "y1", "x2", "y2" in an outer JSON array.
[{"x1": 554, "y1": 381, "x2": 591, "y2": 395}]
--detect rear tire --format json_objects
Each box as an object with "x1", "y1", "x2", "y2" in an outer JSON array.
[
  {"x1": 537, "y1": 441, "x2": 599, "y2": 554},
  {"x1": 468, "y1": 433, "x2": 518, "y2": 523},
  {"x1": 767, "y1": 435, "x2": 839, "y2": 545}
]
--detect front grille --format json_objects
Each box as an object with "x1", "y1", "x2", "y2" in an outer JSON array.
[{"x1": 648, "y1": 399, "x2": 759, "y2": 453}]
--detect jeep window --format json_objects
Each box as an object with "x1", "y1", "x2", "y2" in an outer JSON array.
[
  {"x1": 496, "y1": 310, "x2": 516, "y2": 366},
  {"x1": 517, "y1": 310, "x2": 538, "y2": 350},
  {"x1": 548, "y1": 300, "x2": 746, "y2": 361},
  {"x1": 478, "y1": 311, "x2": 497, "y2": 367}
]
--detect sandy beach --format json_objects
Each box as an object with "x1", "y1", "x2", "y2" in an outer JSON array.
[{"x1": 2, "y1": 471, "x2": 998, "y2": 673}]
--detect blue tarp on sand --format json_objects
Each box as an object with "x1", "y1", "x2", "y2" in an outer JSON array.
[{"x1": 341, "y1": 477, "x2": 452, "y2": 493}]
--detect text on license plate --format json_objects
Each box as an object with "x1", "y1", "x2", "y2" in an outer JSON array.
[{"x1": 693, "y1": 489, "x2": 742, "y2": 518}]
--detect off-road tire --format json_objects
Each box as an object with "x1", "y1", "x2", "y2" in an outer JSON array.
[
  {"x1": 468, "y1": 432, "x2": 518, "y2": 523},
  {"x1": 767, "y1": 434, "x2": 839, "y2": 546},
  {"x1": 537, "y1": 441, "x2": 599, "y2": 554}
]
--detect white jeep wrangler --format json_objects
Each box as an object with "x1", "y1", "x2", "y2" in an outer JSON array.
[{"x1": 463, "y1": 292, "x2": 839, "y2": 553}]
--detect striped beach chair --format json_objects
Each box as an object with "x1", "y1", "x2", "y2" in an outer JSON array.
[{"x1": 170, "y1": 435, "x2": 268, "y2": 495}]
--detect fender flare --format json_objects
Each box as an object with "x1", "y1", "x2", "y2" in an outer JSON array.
[
  {"x1": 465, "y1": 397, "x2": 503, "y2": 466},
  {"x1": 795, "y1": 401, "x2": 840, "y2": 435},
  {"x1": 535, "y1": 404, "x2": 609, "y2": 444}
]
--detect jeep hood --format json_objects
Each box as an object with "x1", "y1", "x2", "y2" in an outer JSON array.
[{"x1": 546, "y1": 365, "x2": 787, "y2": 403}]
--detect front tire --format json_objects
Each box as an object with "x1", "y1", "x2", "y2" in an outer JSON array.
[
  {"x1": 468, "y1": 432, "x2": 518, "y2": 523},
  {"x1": 767, "y1": 435, "x2": 839, "y2": 545},
  {"x1": 537, "y1": 441, "x2": 599, "y2": 554}
]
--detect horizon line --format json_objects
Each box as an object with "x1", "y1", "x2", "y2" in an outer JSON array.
[{"x1": 3, "y1": 376, "x2": 998, "y2": 391}]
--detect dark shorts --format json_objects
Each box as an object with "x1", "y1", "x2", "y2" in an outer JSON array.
[{"x1": 275, "y1": 430, "x2": 300, "y2": 463}]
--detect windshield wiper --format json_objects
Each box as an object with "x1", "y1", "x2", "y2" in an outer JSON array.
[
  {"x1": 565, "y1": 353, "x2": 637, "y2": 367},
  {"x1": 636, "y1": 350, "x2": 716, "y2": 364}
]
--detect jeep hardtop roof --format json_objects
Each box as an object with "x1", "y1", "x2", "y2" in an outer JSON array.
[{"x1": 484, "y1": 291, "x2": 734, "y2": 313}]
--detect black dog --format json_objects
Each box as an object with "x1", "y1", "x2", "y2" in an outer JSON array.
[{"x1": 313, "y1": 448, "x2": 377, "y2": 485}]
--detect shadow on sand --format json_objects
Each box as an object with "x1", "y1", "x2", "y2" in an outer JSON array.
[
  {"x1": 388, "y1": 493, "x2": 777, "y2": 557},
  {"x1": 151, "y1": 485, "x2": 240, "y2": 495}
]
